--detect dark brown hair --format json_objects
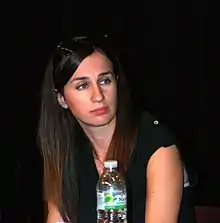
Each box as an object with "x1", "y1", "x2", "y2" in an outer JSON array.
[{"x1": 38, "y1": 36, "x2": 139, "y2": 222}]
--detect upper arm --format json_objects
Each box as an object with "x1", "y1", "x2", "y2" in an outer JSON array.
[
  {"x1": 47, "y1": 201, "x2": 64, "y2": 223},
  {"x1": 145, "y1": 145, "x2": 183, "y2": 223}
]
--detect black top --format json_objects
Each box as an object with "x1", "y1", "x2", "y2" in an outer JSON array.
[{"x1": 76, "y1": 111, "x2": 197, "y2": 223}]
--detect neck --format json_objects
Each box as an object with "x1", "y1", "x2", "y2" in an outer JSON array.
[{"x1": 79, "y1": 117, "x2": 116, "y2": 161}]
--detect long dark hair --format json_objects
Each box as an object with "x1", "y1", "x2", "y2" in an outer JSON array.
[{"x1": 38, "y1": 36, "x2": 139, "y2": 222}]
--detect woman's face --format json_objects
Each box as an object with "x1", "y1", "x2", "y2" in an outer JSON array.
[{"x1": 62, "y1": 51, "x2": 117, "y2": 127}]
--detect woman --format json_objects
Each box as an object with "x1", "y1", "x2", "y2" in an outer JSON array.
[{"x1": 38, "y1": 36, "x2": 196, "y2": 223}]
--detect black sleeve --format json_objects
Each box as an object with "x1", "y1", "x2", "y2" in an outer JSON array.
[{"x1": 137, "y1": 111, "x2": 177, "y2": 165}]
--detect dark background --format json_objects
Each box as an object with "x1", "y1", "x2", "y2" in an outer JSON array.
[{"x1": 2, "y1": 0, "x2": 220, "y2": 222}]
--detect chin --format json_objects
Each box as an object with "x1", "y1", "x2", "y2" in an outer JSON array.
[
  {"x1": 91, "y1": 115, "x2": 115, "y2": 127},
  {"x1": 79, "y1": 113, "x2": 116, "y2": 127}
]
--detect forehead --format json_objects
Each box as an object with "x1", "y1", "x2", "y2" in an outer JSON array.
[{"x1": 73, "y1": 51, "x2": 113, "y2": 78}]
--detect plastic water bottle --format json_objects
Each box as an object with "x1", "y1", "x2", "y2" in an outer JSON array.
[{"x1": 96, "y1": 160, "x2": 127, "y2": 223}]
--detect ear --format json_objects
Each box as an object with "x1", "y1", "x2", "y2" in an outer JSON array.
[{"x1": 57, "y1": 93, "x2": 68, "y2": 109}]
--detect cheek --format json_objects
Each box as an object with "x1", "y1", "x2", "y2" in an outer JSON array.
[
  {"x1": 63, "y1": 89, "x2": 81, "y2": 109},
  {"x1": 112, "y1": 85, "x2": 118, "y2": 100},
  {"x1": 105, "y1": 83, "x2": 117, "y2": 98},
  {"x1": 66, "y1": 96, "x2": 87, "y2": 117},
  {"x1": 105, "y1": 87, "x2": 117, "y2": 106}
]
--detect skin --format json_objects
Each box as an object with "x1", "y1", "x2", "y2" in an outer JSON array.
[
  {"x1": 47, "y1": 51, "x2": 183, "y2": 223},
  {"x1": 145, "y1": 145, "x2": 183, "y2": 223}
]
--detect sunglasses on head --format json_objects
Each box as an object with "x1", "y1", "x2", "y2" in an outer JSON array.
[{"x1": 56, "y1": 35, "x2": 109, "y2": 55}]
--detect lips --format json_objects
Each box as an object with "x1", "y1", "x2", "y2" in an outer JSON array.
[{"x1": 90, "y1": 106, "x2": 108, "y2": 114}]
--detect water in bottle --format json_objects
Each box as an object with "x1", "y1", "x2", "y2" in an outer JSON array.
[{"x1": 96, "y1": 160, "x2": 127, "y2": 223}]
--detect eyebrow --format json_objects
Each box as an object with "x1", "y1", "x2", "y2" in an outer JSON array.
[{"x1": 70, "y1": 71, "x2": 113, "y2": 82}]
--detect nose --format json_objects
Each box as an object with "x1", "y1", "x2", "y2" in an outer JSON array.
[{"x1": 91, "y1": 85, "x2": 104, "y2": 103}]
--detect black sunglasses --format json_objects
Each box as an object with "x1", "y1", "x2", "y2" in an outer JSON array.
[
  {"x1": 56, "y1": 35, "x2": 109, "y2": 54},
  {"x1": 56, "y1": 36, "x2": 89, "y2": 54}
]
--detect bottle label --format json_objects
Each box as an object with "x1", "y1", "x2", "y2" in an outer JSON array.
[{"x1": 97, "y1": 191, "x2": 126, "y2": 210}]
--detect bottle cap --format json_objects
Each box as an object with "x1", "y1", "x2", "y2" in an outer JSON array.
[{"x1": 104, "y1": 160, "x2": 118, "y2": 168}]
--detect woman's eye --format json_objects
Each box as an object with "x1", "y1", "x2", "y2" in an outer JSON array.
[
  {"x1": 76, "y1": 83, "x2": 89, "y2": 90},
  {"x1": 100, "y1": 78, "x2": 112, "y2": 85}
]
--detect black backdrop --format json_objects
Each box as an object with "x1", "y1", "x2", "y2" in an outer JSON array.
[{"x1": 2, "y1": 0, "x2": 220, "y2": 222}]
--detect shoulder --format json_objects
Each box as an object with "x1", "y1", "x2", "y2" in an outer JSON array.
[
  {"x1": 136, "y1": 111, "x2": 177, "y2": 157},
  {"x1": 129, "y1": 111, "x2": 178, "y2": 170}
]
